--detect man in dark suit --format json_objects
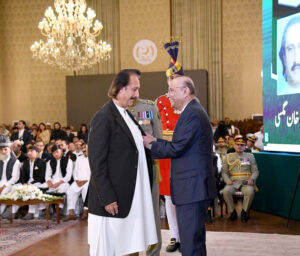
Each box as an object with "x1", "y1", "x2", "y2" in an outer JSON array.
[
  {"x1": 19, "y1": 145, "x2": 47, "y2": 220},
  {"x1": 11, "y1": 120, "x2": 33, "y2": 152},
  {"x1": 143, "y1": 76, "x2": 217, "y2": 256},
  {"x1": 88, "y1": 69, "x2": 157, "y2": 256}
]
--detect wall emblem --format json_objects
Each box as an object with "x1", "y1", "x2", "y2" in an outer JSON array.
[{"x1": 133, "y1": 39, "x2": 157, "y2": 65}]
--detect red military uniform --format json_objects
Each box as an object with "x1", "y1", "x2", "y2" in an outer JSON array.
[{"x1": 156, "y1": 94, "x2": 180, "y2": 196}]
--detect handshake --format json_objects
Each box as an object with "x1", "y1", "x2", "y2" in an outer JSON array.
[{"x1": 142, "y1": 133, "x2": 157, "y2": 149}]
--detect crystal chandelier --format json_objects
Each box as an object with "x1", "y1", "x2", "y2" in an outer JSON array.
[{"x1": 30, "y1": 0, "x2": 112, "y2": 72}]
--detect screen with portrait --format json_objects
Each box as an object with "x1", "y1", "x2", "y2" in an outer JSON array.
[{"x1": 263, "y1": 0, "x2": 300, "y2": 152}]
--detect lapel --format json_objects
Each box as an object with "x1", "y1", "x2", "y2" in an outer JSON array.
[
  {"x1": 173, "y1": 99, "x2": 197, "y2": 134},
  {"x1": 109, "y1": 100, "x2": 137, "y2": 148}
]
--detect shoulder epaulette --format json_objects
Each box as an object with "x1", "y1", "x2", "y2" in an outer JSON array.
[{"x1": 138, "y1": 98, "x2": 155, "y2": 105}]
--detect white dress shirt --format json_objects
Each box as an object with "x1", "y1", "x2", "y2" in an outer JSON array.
[{"x1": 28, "y1": 160, "x2": 35, "y2": 184}]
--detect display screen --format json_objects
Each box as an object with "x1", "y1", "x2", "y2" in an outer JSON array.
[{"x1": 263, "y1": 0, "x2": 300, "y2": 152}]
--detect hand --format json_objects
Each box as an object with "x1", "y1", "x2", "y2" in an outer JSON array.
[
  {"x1": 0, "y1": 185, "x2": 5, "y2": 193},
  {"x1": 143, "y1": 132, "x2": 157, "y2": 149},
  {"x1": 52, "y1": 181, "x2": 63, "y2": 189},
  {"x1": 105, "y1": 201, "x2": 119, "y2": 215},
  {"x1": 47, "y1": 180, "x2": 53, "y2": 188},
  {"x1": 76, "y1": 180, "x2": 82, "y2": 187},
  {"x1": 226, "y1": 180, "x2": 233, "y2": 185},
  {"x1": 247, "y1": 179, "x2": 254, "y2": 186}
]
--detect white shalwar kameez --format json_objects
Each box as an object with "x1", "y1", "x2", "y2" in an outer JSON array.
[{"x1": 88, "y1": 104, "x2": 158, "y2": 256}]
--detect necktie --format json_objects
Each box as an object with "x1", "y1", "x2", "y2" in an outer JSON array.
[{"x1": 0, "y1": 160, "x2": 4, "y2": 179}]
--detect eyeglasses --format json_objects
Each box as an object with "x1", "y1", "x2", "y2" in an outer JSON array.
[{"x1": 167, "y1": 86, "x2": 187, "y2": 93}]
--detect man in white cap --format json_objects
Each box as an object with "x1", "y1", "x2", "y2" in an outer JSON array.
[{"x1": 0, "y1": 135, "x2": 21, "y2": 219}]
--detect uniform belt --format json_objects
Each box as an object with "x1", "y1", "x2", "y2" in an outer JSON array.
[{"x1": 230, "y1": 172, "x2": 251, "y2": 178}]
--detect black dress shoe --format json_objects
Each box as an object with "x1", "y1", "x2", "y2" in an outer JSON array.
[
  {"x1": 206, "y1": 209, "x2": 213, "y2": 224},
  {"x1": 241, "y1": 209, "x2": 248, "y2": 222},
  {"x1": 228, "y1": 210, "x2": 237, "y2": 221},
  {"x1": 166, "y1": 238, "x2": 179, "y2": 252}
]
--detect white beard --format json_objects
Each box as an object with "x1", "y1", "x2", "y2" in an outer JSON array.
[{"x1": 0, "y1": 153, "x2": 9, "y2": 161}]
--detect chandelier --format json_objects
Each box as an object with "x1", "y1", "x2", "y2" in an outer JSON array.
[{"x1": 30, "y1": 0, "x2": 112, "y2": 72}]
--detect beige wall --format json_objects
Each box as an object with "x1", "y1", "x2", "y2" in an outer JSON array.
[
  {"x1": 0, "y1": 0, "x2": 69, "y2": 126},
  {"x1": 0, "y1": 0, "x2": 263, "y2": 125},
  {"x1": 119, "y1": 0, "x2": 170, "y2": 72},
  {"x1": 222, "y1": 0, "x2": 262, "y2": 120}
]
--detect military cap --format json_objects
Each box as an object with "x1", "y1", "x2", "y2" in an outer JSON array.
[
  {"x1": 247, "y1": 135, "x2": 257, "y2": 143},
  {"x1": 235, "y1": 137, "x2": 246, "y2": 145},
  {"x1": 217, "y1": 137, "x2": 226, "y2": 143}
]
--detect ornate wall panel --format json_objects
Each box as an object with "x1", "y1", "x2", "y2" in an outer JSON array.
[
  {"x1": 222, "y1": 0, "x2": 262, "y2": 119},
  {"x1": 119, "y1": 0, "x2": 170, "y2": 72}
]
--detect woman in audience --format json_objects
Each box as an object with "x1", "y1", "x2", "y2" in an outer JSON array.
[
  {"x1": 37, "y1": 122, "x2": 50, "y2": 145},
  {"x1": 78, "y1": 124, "x2": 88, "y2": 143}
]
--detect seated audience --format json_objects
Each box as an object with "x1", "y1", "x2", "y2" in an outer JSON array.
[
  {"x1": 0, "y1": 135, "x2": 21, "y2": 219},
  {"x1": 45, "y1": 144, "x2": 72, "y2": 212},
  {"x1": 211, "y1": 119, "x2": 218, "y2": 134},
  {"x1": 222, "y1": 137, "x2": 259, "y2": 222},
  {"x1": 215, "y1": 137, "x2": 228, "y2": 162},
  {"x1": 227, "y1": 135, "x2": 251, "y2": 153},
  {"x1": 213, "y1": 120, "x2": 229, "y2": 142},
  {"x1": 246, "y1": 134, "x2": 260, "y2": 152},
  {"x1": 58, "y1": 139, "x2": 77, "y2": 162},
  {"x1": 74, "y1": 140, "x2": 83, "y2": 157},
  {"x1": 224, "y1": 117, "x2": 240, "y2": 136},
  {"x1": 65, "y1": 127, "x2": 75, "y2": 143},
  {"x1": 18, "y1": 146, "x2": 47, "y2": 220},
  {"x1": 11, "y1": 140, "x2": 28, "y2": 163},
  {"x1": 10, "y1": 120, "x2": 33, "y2": 152},
  {"x1": 254, "y1": 125, "x2": 264, "y2": 151},
  {"x1": 50, "y1": 122, "x2": 67, "y2": 141},
  {"x1": 78, "y1": 124, "x2": 88, "y2": 143},
  {"x1": 37, "y1": 122, "x2": 50, "y2": 145},
  {"x1": 35, "y1": 139, "x2": 52, "y2": 161},
  {"x1": 64, "y1": 143, "x2": 90, "y2": 221},
  {"x1": 0, "y1": 125, "x2": 10, "y2": 137}
]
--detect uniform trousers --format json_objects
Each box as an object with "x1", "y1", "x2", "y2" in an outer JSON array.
[
  {"x1": 223, "y1": 184, "x2": 255, "y2": 212},
  {"x1": 165, "y1": 195, "x2": 179, "y2": 241}
]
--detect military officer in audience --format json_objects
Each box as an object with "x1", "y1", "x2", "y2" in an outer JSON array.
[
  {"x1": 128, "y1": 96, "x2": 163, "y2": 256},
  {"x1": 215, "y1": 137, "x2": 228, "y2": 163},
  {"x1": 0, "y1": 135, "x2": 21, "y2": 219},
  {"x1": 246, "y1": 134, "x2": 260, "y2": 152},
  {"x1": 222, "y1": 137, "x2": 259, "y2": 222}
]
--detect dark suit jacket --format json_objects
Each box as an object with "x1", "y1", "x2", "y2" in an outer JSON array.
[
  {"x1": 151, "y1": 99, "x2": 217, "y2": 205},
  {"x1": 66, "y1": 133, "x2": 74, "y2": 143},
  {"x1": 88, "y1": 100, "x2": 153, "y2": 218},
  {"x1": 11, "y1": 130, "x2": 32, "y2": 144},
  {"x1": 20, "y1": 158, "x2": 46, "y2": 184}
]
